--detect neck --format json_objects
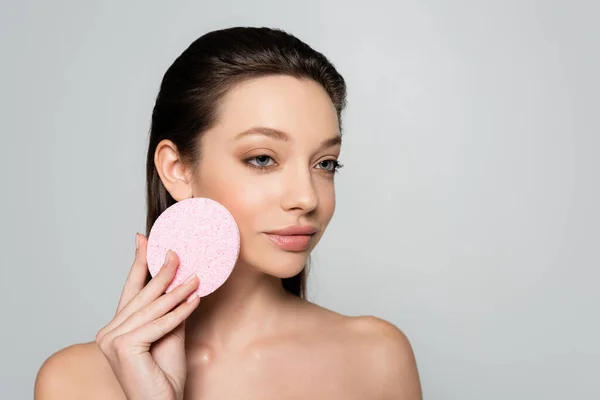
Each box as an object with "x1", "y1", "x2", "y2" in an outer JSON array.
[{"x1": 185, "y1": 261, "x2": 301, "y2": 350}]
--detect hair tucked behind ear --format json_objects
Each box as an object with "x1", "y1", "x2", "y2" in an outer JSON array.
[{"x1": 144, "y1": 26, "x2": 347, "y2": 298}]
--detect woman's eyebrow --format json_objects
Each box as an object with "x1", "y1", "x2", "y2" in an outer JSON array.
[
  {"x1": 235, "y1": 126, "x2": 290, "y2": 141},
  {"x1": 320, "y1": 135, "x2": 342, "y2": 149},
  {"x1": 234, "y1": 126, "x2": 342, "y2": 149}
]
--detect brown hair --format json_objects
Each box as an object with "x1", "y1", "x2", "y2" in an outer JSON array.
[{"x1": 144, "y1": 27, "x2": 347, "y2": 298}]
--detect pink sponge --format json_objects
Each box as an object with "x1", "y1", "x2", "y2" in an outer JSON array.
[{"x1": 146, "y1": 197, "x2": 240, "y2": 297}]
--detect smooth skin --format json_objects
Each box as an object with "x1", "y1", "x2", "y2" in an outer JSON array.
[{"x1": 34, "y1": 75, "x2": 422, "y2": 399}]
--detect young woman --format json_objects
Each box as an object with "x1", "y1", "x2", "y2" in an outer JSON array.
[{"x1": 35, "y1": 26, "x2": 422, "y2": 399}]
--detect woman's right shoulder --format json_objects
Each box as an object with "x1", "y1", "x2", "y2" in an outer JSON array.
[{"x1": 34, "y1": 341, "x2": 125, "y2": 400}]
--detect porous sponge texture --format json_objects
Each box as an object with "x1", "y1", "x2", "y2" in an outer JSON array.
[{"x1": 147, "y1": 198, "x2": 240, "y2": 297}]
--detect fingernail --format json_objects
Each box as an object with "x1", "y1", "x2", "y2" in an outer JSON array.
[
  {"x1": 164, "y1": 250, "x2": 172, "y2": 264},
  {"x1": 135, "y1": 233, "x2": 140, "y2": 249},
  {"x1": 187, "y1": 293, "x2": 200, "y2": 303},
  {"x1": 183, "y1": 274, "x2": 198, "y2": 285}
]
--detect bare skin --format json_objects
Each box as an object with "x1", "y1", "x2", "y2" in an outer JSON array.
[{"x1": 34, "y1": 75, "x2": 422, "y2": 399}]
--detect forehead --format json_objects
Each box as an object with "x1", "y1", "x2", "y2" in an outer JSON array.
[{"x1": 210, "y1": 75, "x2": 340, "y2": 142}]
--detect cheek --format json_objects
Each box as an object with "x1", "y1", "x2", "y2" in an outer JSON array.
[
  {"x1": 198, "y1": 170, "x2": 273, "y2": 233},
  {"x1": 317, "y1": 179, "x2": 336, "y2": 220},
  {"x1": 223, "y1": 186, "x2": 268, "y2": 232}
]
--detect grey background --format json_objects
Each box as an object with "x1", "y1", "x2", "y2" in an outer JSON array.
[{"x1": 1, "y1": 0, "x2": 598, "y2": 399}]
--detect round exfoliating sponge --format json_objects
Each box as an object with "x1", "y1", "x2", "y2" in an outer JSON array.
[{"x1": 146, "y1": 197, "x2": 240, "y2": 297}]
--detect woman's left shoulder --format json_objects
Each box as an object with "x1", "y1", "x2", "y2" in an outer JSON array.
[
  {"x1": 305, "y1": 305, "x2": 422, "y2": 399},
  {"x1": 342, "y1": 315, "x2": 422, "y2": 398},
  {"x1": 304, "y1": 304, "x2": 415, "y2": 355},
  {"x1": 340, "y1": 315, "x2": 416, "y2": 365}
]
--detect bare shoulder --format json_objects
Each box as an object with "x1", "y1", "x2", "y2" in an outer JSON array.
[
  {"x1": 343, "y1": 315, "x2": 422, "y2": 399},
  {"x1": 301, "y1": 303, "x2": 422, "y2": 399},
  {"x1": 34, "y1": 341, "x2": 124, "y2": 400},
  {"x1": 345, "y1": 314, "x2": 414, "y2": 352}
]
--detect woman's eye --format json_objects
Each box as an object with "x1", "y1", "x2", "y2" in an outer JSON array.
[
  {"x1": 245, "y1": 155, "x2": 342, "y2": 173},
  {"x1": 317, "y1": 159, "x2": 342, "y2": 172},
  {"x1": 247, "y1": 155, "x2": 274, "y2": 167}
]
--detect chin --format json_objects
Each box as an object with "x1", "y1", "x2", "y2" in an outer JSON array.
[
  {"x1": 234, "y1": 228, "x2": 324, "y2": 278},
  {"x1": 264, "y1": 255, "x2": 308, "y2": 279},
  {"x1": 238, "y1": 242, "x2": 310, "y2": 279}
]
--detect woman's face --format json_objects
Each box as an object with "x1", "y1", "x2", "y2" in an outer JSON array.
[{"x1": 192, "y1": 75, "x2": 342, "y2": 278}]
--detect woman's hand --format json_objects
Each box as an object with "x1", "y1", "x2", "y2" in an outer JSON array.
[{"x1": 95, "y1": 233, "x2": 200, "y2": 400}]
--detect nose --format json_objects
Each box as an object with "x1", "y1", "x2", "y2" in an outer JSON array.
[{"x1": 280, "y1": 166, "x2": 319, "y2": 214}]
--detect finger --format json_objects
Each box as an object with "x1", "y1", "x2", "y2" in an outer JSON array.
[
  {"x1": 107, "y1": 250, "x2": 179, "y2": 332},
  {"x1": 122, "y1": 292, "x2": 200, "y2": 345},
  {"x1": 116, "y1": 233, "x2": 149, "y2": 314},
  {"x1": 170, "y1": 320, "x2": 186, "y2": 345},
  {"x1": 110, "y1": 275, "x2": 199, "y2": 338}
]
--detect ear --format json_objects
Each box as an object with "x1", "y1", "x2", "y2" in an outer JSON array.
[{"x1": 154, "y1": 139, "x2": 194, "y2": 201}]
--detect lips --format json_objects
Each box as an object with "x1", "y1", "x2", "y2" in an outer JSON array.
[
  {"x1": 264, "y1": 225, "x2": 317, "y2": 252},
  {"x1": 265, "y1": 234, "x2": 313, "y2": 251}
]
